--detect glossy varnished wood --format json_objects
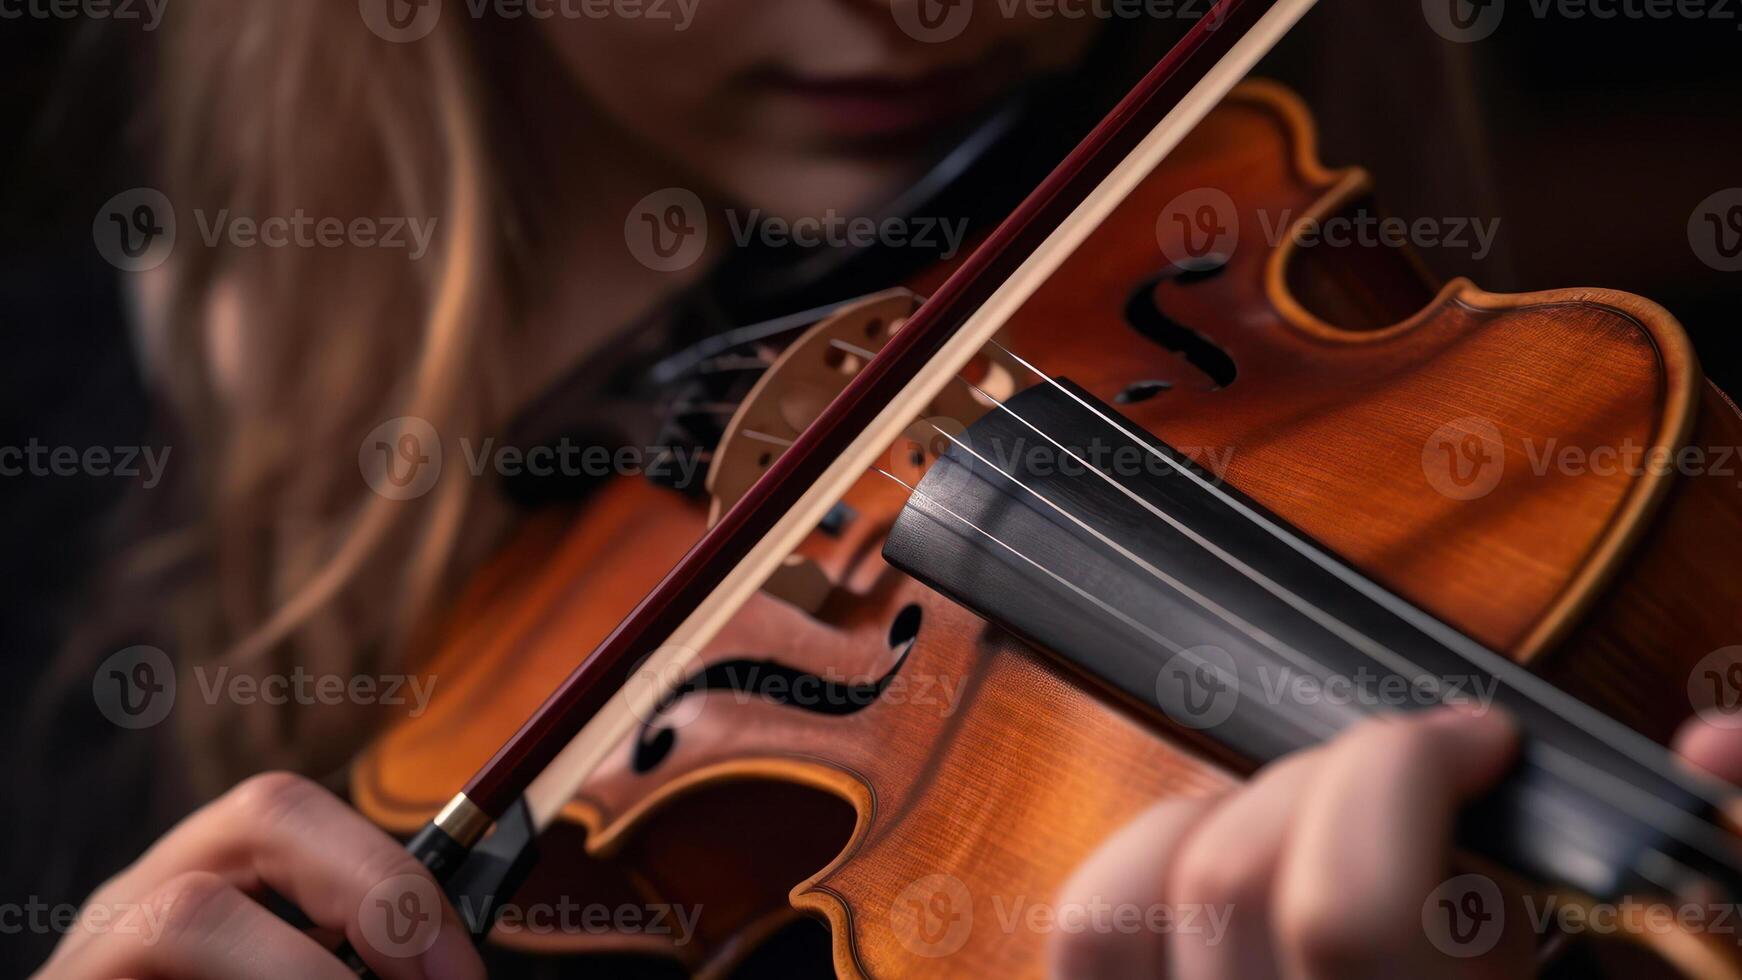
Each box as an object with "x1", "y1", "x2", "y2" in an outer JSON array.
[{"x1": 353, "y1": 83, "x2": 1742, "y2": 976}]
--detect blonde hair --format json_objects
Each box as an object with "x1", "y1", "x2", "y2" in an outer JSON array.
[{"x1": 145, "y1": 5, "x2": 514, "y2": 791}]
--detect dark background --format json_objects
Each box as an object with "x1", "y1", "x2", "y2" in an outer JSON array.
[{"x1": 1, "y1": 4, "x2": 1738, "y2": 975}]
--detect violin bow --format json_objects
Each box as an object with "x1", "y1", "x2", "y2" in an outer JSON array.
[{"x1": 385, "y1": 0, "x2": 1322, "y2": 956}]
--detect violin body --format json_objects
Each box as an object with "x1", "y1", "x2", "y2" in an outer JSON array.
[{"x1": 353, "y1": 82, "x2": 1742, "y2": 977}]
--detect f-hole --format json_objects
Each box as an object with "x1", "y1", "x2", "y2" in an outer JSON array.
[
  {"x1": 1124, "y1": 257, "x2": 1237, "y2": 390},
  {"x1": 632, "y1": 604, "x2": 926, "y2": 773}
]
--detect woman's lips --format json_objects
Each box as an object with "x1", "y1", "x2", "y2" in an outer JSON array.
[{"x1": 751, "y1": 62, "x2": 1006, "y2": 142}]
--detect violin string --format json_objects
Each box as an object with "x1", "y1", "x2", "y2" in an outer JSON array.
[
  {"x1": 963, "y1": 342, "x2": 1742, "y2": 864},
  {"x1": 693, "y1": 353, "x2": 778, "y2": 376},
  {"x1": 881, "y1": 430, "x2": 1742, "y2": 890},
  {"x1": 917, "y1": 416, "x2": 1369, "y2": 718},
  {"x1": 743, "y1": 430, "x2": 796, "y2": 448},
  {"x1": 825, "y1": 334, "x2": 1740, "y2": 863},
  {"x1": 870, "y1": 465, "x2": 1342, "y2": 744},
  {"x1": 837, "y1": 337, "x2": 1357, "y2": 729},
  {"x1": 838, "y1": 336, "x2": 1346, "y2": 735},
  {"x1": 948, "y1": 374, "x2": 1445, "y2": 700},
  {"x1": 920, "y1": 400, "x2": 1742, "y2": 876},
  {"x1": 988, "y1": 339, "x2": 1733, "y2": 811},
  {"x1": 872, "y1": 471, "x2": 1728, "y2": 907},
  {"x1": 844, "y1": 334, "x2": 1540, "y2": 730},
  {"x1": 796, "y1": 311, "x2": 1740, "y2": 889},
  {"x1": 670, "y1": 401, "x2": 743, "y2": 417},
  {"x1": 829, "y1": 339, "x2": 1742, "y2": 866}
]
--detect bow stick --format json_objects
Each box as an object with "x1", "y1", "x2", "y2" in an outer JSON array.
[{"x1": 382, "y1": 0, "x2": 1322, "y2": 959}]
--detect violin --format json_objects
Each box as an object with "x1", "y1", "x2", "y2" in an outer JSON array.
[{"x1": 345, "y1": 1, "x2": 1742, "y2": 975}]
